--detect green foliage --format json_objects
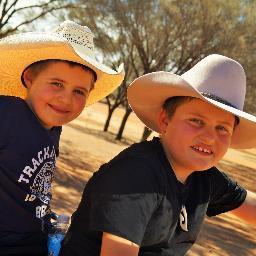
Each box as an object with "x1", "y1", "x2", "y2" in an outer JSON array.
[{"x1": 68, "y1": 0, "x2": 255, "y2": 114}]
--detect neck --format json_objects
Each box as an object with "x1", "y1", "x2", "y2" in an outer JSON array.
[
  {"x1": 172, "y1": 169, "x2": 192, "y2": 184},
  {"x1": 25, "y1": 99, "x2": 52, "y2": 130},
  {"x1": 160, "y1": 138, "x2": 194, "y2": 184}
]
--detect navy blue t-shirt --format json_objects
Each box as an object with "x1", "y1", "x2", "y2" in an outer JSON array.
[
  {"x1": 60, "y1": 137, "x2": 246, "y2": 256},
  {"x1": 0, "y1": 96, "x2": 62, "y2": 254}
]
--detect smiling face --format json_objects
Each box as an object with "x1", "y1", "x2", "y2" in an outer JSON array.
[
  {"x1": 24, "y1": 61, "x2": 94, "y2": 129},
  {"x1": 158, "y1": 98, "x2": 236, "y2": 181}
]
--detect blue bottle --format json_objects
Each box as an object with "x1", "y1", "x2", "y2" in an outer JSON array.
[{"x1": 48, "y1": 214, "x2": 70, "y2": 256}]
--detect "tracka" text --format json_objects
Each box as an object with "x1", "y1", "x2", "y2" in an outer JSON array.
[{"x1": 17, "y1": 146, "x2": 56, "y2": 184}]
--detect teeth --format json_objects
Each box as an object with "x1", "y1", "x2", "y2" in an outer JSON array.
[{"x1": 193, "y1": 146, "x2": 211, "y2": 154}]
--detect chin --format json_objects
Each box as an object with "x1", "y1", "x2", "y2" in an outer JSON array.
[
  {"x1": 199, "y1": 164, "x2": 214, "y2": 171},
  {"x1": 42, "y1": 121, "x2": 61, "y2": 129},
  {"x1": 190, "y1": 163, "x2": 214, "y2": 171},
  {"x1": 50, "y1": 123, "x2": 63, "y2": 127}
]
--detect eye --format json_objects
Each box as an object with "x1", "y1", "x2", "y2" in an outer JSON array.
[
  {"x1": 51, "y1": 82, "x2": 63, "y2": 88},
  {"x1": 74, "y1": 89, "x2": 86, "y2": 96},
  {"x1": 216, "y1": 125, "x2": 230, "y2": 135},
  {"x1": 189, "y1": 118, "x2": 204, "y2": 126}
]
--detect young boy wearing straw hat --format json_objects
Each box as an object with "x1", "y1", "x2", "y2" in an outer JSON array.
[
  {"x1": 0, "y1": 20, "x2": 124, "y2": 255},
  {"x1": 60, "y1": 54, "x2": 256, "y2": 256}
]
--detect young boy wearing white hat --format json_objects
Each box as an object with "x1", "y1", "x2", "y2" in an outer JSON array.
[
  {"x1": 0, "y1": 20, "x2": 124, "y2": 255},
  {"x1": 60, "y1": 54, "x2": 256, "y2": 256}
]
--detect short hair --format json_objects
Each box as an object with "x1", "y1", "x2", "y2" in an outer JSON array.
[
  {"x1": 21, "y1": 59, "x2": 97, "y2": 90},
  {"x1": 162, "y1": 96, "x2": 194, "y2": 119},
  {"x1": 162, "y1": 96, "x2": 239, "y2": 128}
]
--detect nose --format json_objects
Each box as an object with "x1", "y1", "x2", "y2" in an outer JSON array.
[
  {"x1": 57, "y1": 90, "x2": 72, "y2": 106},
  {"x1": 199, "y1": 127, "x2": 216, "y2": 145}
]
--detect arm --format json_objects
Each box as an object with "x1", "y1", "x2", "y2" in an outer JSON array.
[
  {"x1": 100, "y1": 232, "x2": 139, "y2": 256},
  {"x1": 230, "y1": 190, "x2": 256, "y2": 224}
]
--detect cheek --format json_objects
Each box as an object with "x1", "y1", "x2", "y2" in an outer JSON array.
[
  {"x1": 166, "y1": 122, "x2": 198, "y2": 144},
  {"x1": 33, "y1": 86, "x2": 53, "y2": 101},
  {"x1": 178, "y1": 124, "x2": 199, "y2": 141},
  {"x1": 219, "y1": 134, "x2": 232, "y2": 147},
  {"x1": 216, "y1": 136, "x2": 232, "y2": 157},
  {"x1": 72, "y1": 97, "x2": 86, "y2": 113}
]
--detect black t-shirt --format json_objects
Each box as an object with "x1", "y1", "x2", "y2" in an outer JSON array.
[
  {"x1": 0, "y1": 96, "x2": 62, "y2": 254},
  {"x1": 60, "y1": 137, "x2": 246, "y2": 256}
]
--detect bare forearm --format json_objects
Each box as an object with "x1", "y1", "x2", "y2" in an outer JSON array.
[
  {"x1": 231, "y1": 190, "x2": 256, "y2": 224},
  {"x1": 100, "y1": 232, "x2": 139, "y2": 256}
]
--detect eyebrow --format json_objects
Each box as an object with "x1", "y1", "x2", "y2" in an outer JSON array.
[{"x1": 50, "y1": 78, "x2": 90, "y2": 92}]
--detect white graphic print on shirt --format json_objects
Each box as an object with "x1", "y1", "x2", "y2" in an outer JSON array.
[
  {"x1": 180, "y1": 205, "x2": 188, "y2": 231},
  {"x1": 17, "y1": 145, "x2": 56, "y2": 218},
  {"x1": 30, "y1": 161, "x2": 54, "y2": 204}
]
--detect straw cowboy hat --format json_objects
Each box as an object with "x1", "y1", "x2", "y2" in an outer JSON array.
[
  {"x1": 128, "y1": 54, "x2": 256, "y2": 149},
  {"x1": 0, "y1": 20, "x2": 124, "y2": 106}
]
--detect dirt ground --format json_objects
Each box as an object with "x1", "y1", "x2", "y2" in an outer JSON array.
[{"x1": 51, "y1": 102, "x2": 256, "y2": 256}]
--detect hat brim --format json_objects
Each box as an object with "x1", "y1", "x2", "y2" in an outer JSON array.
[
  {"x1": 0, "y1": 32, "x2": 124, "y2": 106},
  {"x1": 127, "y1": 71, "x2": 256, "y2": 149}
]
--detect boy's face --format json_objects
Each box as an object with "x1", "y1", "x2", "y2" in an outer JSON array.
[
  {"x1": 24, "y1": 61, "x2": 94, "y2": 129},
  {"x1": 158, "y1": 98, "x2": 235, "y2": 175}
]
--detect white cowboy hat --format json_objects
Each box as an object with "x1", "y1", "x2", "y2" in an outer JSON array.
[
  {"x1": 0, "y1": 20, "x2": 125, "y2": 106},
  {"x1": 128, "y1": 54, "x2": 256, "y2": 149}
]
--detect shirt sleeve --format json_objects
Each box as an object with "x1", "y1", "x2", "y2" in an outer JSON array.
[
  {"x1": 207, "y1": 167, "x2": 247, "y2": 217},
  {"x1": 86, "y1": 156, "x2": 161, "y2": 245}
]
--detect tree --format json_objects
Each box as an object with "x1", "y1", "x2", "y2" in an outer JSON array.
[
  {"x1": 219, "y1": 0, "x2": 256, "y2": 115},
  {"x1": 0, "y1": 0, "x2": 75, "y2": 38},
  {"x1": 67, "y1": 0, "x2": 256, "y2": 141},
  {"x1": 103, "y1": 84, "x2": 126, "y2": 132},
  {"x1": 162, "y1": 0, "x2": 256, "y2": 114}
]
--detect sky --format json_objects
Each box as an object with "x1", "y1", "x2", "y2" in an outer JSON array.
[{"x1": 2, "y1": 0, "x2": 64, "y2": 32}]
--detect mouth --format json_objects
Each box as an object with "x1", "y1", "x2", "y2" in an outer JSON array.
[
  {"x1": 191, "y1": 145, "x2": 213, "y2": 155},
  {"x1": 48, "y1": 104, "x2": 70, "y2": 114}
]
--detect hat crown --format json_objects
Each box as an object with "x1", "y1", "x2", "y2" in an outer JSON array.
[
  {"x1": 181, "y1": 54, "x2": 246, "y2": 110},
  {"x1": 54, "y1": 20, "x2": 95, "y2": 58}
]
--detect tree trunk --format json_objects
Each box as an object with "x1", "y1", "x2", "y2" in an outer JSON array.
[
  {"x1": 103, "y1": 107, "x2": 115, "y2": 131},
  {"x1": 141, "y1": 126, "x2": 152, "y2": 141},
  {"x1": 115, "y1": 109, "x2": 132, "y2": 140}
]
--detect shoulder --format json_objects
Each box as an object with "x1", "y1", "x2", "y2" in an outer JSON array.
[
  {"x1": 0, "y1": 96, "x2": 28, "y2": 118},
  {"x1": 114, "y1": 137, "x2": 161, "y2": 164},
  {"x1": 0, "y1": 95, "x2": 25, "y2": 108},
  {"x1": 105, "y1": 137, "x2": 162, "y2": 175},
  {"x1": 206, "y1": 166, "x2": 243, "y2": 198},
  {"x1": 0, "y1": 96, "x2": 27, "y2": 128},
  {"x1": 89, "y1": 138, "x2": 164, "y2": 193},
  {"x1": 205, "y1": 166, "x2": 232, "y2": 183}
]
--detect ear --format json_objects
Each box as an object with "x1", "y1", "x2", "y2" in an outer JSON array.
[
  {"x1": 157, "y1": 108, "x2": 169, "y2": 134},
  {"x1": 22, "y1": 68, "x2": 33, "y2": 89}
]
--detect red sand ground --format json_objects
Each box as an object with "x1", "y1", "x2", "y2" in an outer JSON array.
[{"x1": 52, "y1": 102, "x2": 256, "y2": 256}]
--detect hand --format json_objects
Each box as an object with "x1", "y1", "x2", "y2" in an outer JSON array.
[{"x1": 42, "y1": 210, "x2": 58, "y2": 234}]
